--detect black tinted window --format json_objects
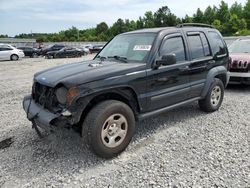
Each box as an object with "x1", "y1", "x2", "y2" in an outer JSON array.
[
  {"x1": 187, "y1": 35, "x2": 204, "y2": 59},
  {"x1": 160, "y1": 36, "x2": 186, "y2": 62},
  {"x1": 200, "y1": 33, "x2": 211, "y2": 56},
  {"x1": 208, "y1": 31, "x2": 227, "y2": 56}
]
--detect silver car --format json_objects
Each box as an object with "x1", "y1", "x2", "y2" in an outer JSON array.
[{"x1": 0, "y1": 44, "x2": 25, "y2": 61}]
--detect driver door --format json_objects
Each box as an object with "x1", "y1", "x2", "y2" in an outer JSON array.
[{"x1": 146, "y1": 33, "x2": 191, "y2": 111}]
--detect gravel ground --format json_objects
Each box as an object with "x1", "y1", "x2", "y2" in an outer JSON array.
[{"x1": 0, "y1": 56, "x2": 249, "y2": 188}]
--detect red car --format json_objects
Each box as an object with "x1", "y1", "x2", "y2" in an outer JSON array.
[{"x1": 229, "y1": 37, "x2": 250, "y2": 84}]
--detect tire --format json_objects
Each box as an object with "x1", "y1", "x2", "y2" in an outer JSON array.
[
  {"x1": 32, "y1": 53, "x2": 38, "y2": 58},
  {"x1": 10, "y1": 54, "x2": 19, "y2": 61},
  {"x1": 199, "y1": 78, "x2": 224, "y2": 112},
  {"x1": 82, "y1": 100, "x2": 135, "y2": 158}
]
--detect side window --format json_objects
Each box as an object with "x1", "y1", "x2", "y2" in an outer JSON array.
[
  {"x1": 160, "y1": 36, "x2": 186, "y2": 62},
  {"x1": 200, "y1": 32, "x2": 211, "y2": 56},
  {"x1": 187, "y1": 34, "x2": 204, "y2": 59},
  {"x1": 208, "y1": 31, "x2": 227, "y2": 56},
  {"x1": 2, "y1": 45, "x2": 12, "y2": 50}
]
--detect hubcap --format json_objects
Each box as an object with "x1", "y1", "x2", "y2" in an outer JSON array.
[
  {"x1": 211, "y1": 86, "x2": 221, "y2": 107},
  {"x1": 12, "y1": 55, "x2": 18, "y2": 60},
  {"x1": 101, "y1": 114, "x2": 128, "y2": 148}
]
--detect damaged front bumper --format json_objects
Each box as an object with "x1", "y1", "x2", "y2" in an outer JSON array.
[{"x1": 23, "y1": 95, "x2": 62, "y2": 130}]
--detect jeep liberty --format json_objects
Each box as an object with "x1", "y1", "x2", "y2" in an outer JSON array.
[{"x1": 23, "y1": 24, "x2": 229, "y2": 158}]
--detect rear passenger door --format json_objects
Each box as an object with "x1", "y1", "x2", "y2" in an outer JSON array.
[{"x1": 185, "y1": 31, "x2": 213, "y2": 98}]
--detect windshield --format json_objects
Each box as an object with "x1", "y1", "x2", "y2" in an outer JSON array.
[
  {"x1": 96, "y1": 33, "x2": 156, "y2": 62},
  {"x1": 229, "y1": 40, "x2": 250, "y2": 53}
]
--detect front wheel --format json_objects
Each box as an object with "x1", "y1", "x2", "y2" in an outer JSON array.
[
  {"x1": 11, "y1": 54, "x2": 19, "y2": 61},
  {"x1": 199, "y1": 78, "x2": 224, "y2": 112},
  {"x1": 82, "y1": 100, "x2": 135, "y2": 158}
]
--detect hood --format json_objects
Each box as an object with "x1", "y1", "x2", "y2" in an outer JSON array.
[
  {"x1": 229, "y1": 53, "x2": 250, "y2": 70},
  {"x1": 34, "y1": 59, "x2": 144, "y2": 87},
  {"x1": 230, "y1": 53, "x2": 250, "y2": 61}
]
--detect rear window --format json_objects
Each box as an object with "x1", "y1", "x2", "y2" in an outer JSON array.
[{"x1": 208, "y1": 31, "x2": 227, "y2": 56}]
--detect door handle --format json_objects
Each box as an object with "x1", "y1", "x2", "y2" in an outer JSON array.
[
  {"x1": 208, "y1": 60, "x2": 215, "y2": 64},
  {"x1": 179, "y1": 66, "x2": 189, "y2": 71}
]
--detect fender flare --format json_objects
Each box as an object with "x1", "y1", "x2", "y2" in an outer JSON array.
[{"x1": 201, "y1": 66, "x2": 229, "y2": 98}]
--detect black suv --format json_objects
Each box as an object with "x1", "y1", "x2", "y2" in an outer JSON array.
[{"x1": 23, "y1": 24, "x2": 229, "y2": 158}]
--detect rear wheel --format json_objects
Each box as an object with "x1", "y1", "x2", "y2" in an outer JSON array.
[
  {"x1": 82, "y1": 100, "x2": 135, "y2": 158},
  {"x1": 11, "y1": 54, "x2": 19, "y2": 61},
  {"x1": 199, "y1": 78, "x2": 224, "y2": 112},
  {"x1": 32, "y1": 53, "x2": 38, "y2": 58}
]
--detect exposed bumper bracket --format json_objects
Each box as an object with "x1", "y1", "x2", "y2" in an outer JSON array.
[{"x1": 23, "y1": 95, "x2": 60, "y2": 130}]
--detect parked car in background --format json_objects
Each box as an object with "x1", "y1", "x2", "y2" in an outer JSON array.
[
  {"x1": 89, "y1": 44, "x2": 104, "y2": 53},
  {"x1": 40, "y1": 44, "x2": 66, "y2": 56},
  {"x1": 0, "y1": 44, "x2": 24, "y2": 61},
  {"x1": 228, "y1": 37, "x2": 250, "y2": 84},
  {"x1": 17, "y1": 47, "x2": 41, "y2": 58},
  {"x1": 45, "y1": 47, "x2": 82, "y2": 59},
  {"x1": 79, "y1": 46, "x2": 90, "y2": 55}
]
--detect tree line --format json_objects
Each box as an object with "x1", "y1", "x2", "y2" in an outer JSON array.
[{"x1": 9, "y1": 0, "x2": 250, "y2": 42}]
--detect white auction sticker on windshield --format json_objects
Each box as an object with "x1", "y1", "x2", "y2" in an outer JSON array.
[{"x1": 133, "y1": 45, "x2": 151, "y2": 51}]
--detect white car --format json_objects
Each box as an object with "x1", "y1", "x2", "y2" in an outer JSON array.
[{"x1": 0, "y1": 44, "x2": 25, "y2": 61}]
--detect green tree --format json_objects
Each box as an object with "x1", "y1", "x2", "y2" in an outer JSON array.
[
  {"x1": 227, "y1": 14, "x2": 247, "y2": 34},
  {"x1": 216, "y1": 1, "x2": 230, "y2": 23},
  {"x1": 203, "y1": 6, "x2": 216, "y2": 24},
  {"x1": 136, "y1": 16, "x2": 144, "y2": 29},
  {"x1": 230, "y1": 2, "x2": 243, "y2": 18},
  {"x1": 182, "y1": 15, "x2": 193, "y2": 23},
  {"x1": 110, "y1": 18, "x2": 128, "y2": 36},
  {"x1": 243, "y1": 0, "x2": 250, "y2": 29},
  {"x1": 0, "y1": 34, "x2": 8, "y2": 38},
  {"x1": 96, "y1": 22, "x2": 108, "y2": 35},
  {"x1": 154, "y1": 6, "x2": 178, "y2": 27},
  {"x1": 143, "y1": 11, "x2": 155, "y2": 28},
  {"x1": 212, "y1": 19, "x2": 223, "y2": 31},
  {"x1": 193, "y1": 8, "x2": 204, "y2": 23}
]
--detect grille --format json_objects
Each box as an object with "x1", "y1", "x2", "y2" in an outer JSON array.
[
  {"x1": 32, "y1": 82, "x2": 57, "y2": 110},
  {"x1": 230, "y1": 60, "x2": 250, "y2": 72}
]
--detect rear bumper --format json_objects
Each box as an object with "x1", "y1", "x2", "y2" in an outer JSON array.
[{"x1": 23, "y1": 95, "x2": 60, "y2": 129}]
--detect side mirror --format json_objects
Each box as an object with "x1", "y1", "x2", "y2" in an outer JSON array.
[{"x1": 155, "y1": 54, "x2": 176, "y2": 68}]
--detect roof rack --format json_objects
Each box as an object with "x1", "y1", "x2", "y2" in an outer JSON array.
[{"x1": 177, "y1": 23, "x2": 214, "y2": 28}]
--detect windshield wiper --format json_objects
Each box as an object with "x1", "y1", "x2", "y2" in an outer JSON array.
[
  {"x1": 108, "y1": 55, "x2": 128, "y2": 63},
  {"x1": 96, "y1": 55, "x2": 107, "y2": 61}
]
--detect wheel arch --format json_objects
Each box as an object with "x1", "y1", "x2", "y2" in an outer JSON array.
[
  {"x1": 201, "y1": 66, "x2": 229, "y2": 98},
  {"x1": 77, "y1": 87, "x2": 141, "y2": 126},
  {"x1": 10, "y1": 53, "x2": 19, "y2": 60}
]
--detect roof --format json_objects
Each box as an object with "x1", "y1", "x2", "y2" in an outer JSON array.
[
  {"x1": 124, "y1": 27, "x2": 175, "y2": 34},
  {"x1": 122, "y1": 24, "x2": 216, "y2": 35}
]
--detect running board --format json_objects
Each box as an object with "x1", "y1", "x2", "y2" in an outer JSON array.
[{"x1": 138, "y1": 97, "x2": 201, "y2": 120}]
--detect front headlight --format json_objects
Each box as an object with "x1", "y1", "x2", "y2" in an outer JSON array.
[{"x1": 55, "y1": 87, "x2": 68, "y2": 104}]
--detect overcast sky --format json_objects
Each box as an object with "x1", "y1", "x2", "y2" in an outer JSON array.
[{"x1": 0, "y1": 0, "x2": 247, "y2": 36}]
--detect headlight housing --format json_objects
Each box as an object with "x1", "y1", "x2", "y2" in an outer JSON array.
[{"x1": 55, "y1": 87, "x2": 68, "y2": 104}]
